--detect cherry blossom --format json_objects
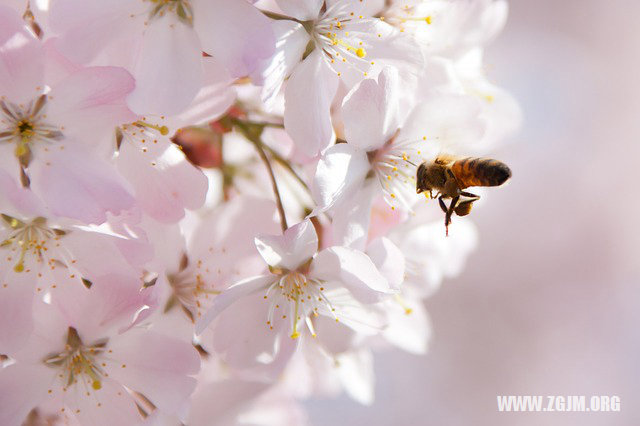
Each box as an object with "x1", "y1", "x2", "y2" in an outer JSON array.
[
  {"x1": 195, "y1": 219, "x2": 394, "y2": 375},
  {"x1": 49, "y1": 0, "x2": 275, "y2": 115},
  {"x1": 313, "y1": 68, "x2": 485, "y2": 225},
  {"x1": 0, "y1": 0, "x2": 520, "y2": 423},
  {"x1": 257, "y1": 0, "x2": 424, "y2": 156},
  {"x1": 0, "y1": 275, "x2": 199, "y2": 426}
]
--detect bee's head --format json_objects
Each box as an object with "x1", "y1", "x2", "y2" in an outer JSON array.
[{"x1": 416, "y1": 162, "x2": 433, "y2": 194}]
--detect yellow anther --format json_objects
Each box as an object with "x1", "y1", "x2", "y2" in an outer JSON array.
[
  {"x1": 13, "y1": 262, "x2": 24, "y2": 273},
  {"x1": 134, "y1": 120, "x2": 169, "y2": 136},
  {"x1": 356, "y1": 47, "x2": 366, "y2": 58},
  {"x1": 92, "y1": 380, "x2": 102, "y2": 390},
  {"x1": 426, "y1": 16, "x2": 432, "y2": 24}
]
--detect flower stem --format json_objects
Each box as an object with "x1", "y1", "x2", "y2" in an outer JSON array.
[{"x1": 234, "y1": 121, "x2": 288, "y2": 232}]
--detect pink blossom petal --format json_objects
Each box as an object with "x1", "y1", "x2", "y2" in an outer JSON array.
[
  {"x1": 256, "y1": 20, "x2": 309, "y2": 107},
  {"x1": 174, "y1": 57, "x2": 236, "y2": 125},
  {"x1": 284, "y1": 50, "x2": 338, "y2": 157},
  {"x1": 46, "y1": 66, "x2": 137, "y2": 143},
  {"x1": 342, "y1": 67, "x2": 401, "y2": 151},
  {"x1": 49, "y1": 0, "x2": 144, "y2": 64},
  {"x1": 366, "y1": 237, "x2": 404, "y2": 289},
  {"x1": 117, "y1": 139, "x2": 208, "y2": 223},
  {"x1": 311, "y1": 246, "x2": 393, "y2": 303},
  {"x1": 0, "y1": 363, "x2": 51, "y2": 426},
  {"x1": 275, "y1": 0, "x2": 324, "y2": 21},
  {"x1": 194, "y1": 0, "x2": 275, "y2": 78},
  {"x1": 330, "y1": 180, "x2": 377, "y2": 251},
  {"x1": 397, "y1": 94, "x2": 485, "y2": 150},
  {"x1": 0, "y1": 270, "x2": 36, "y2": 353},
  {"x1": 50, "y1": 273, "x2": 150, "y2": 338},
  {"x1": 0, "y1": 6, "x2": 44, "y2": 104},
  {"x1": 188, "y1": 380, "x2": 270, "y2": 426},
  {"x1": 106, "y1": 329, "x2": 200, "y2": 415},
  {"x1": 0, "y1": 167, "x2": 45, "y2": 217},
  {"x1": 312, "y1": 143, "x2": 370, "y2": 212},
  {"x1": 195, "y1": 274, "x2": 273, "y2": 335},
  {"x1": 65, "y1": 378, "x2": 143, "y2": 426},
  {"x1": 255, "y1": 220, "x2": 318, "y2": 271},
  {"x1": 336, "y1": 349, "x2": 374, "y2": 405},
  {"x1": 383, "y1": 296, "x2": 431, "y2": 355},
  {"x1": 30, "y1": 149, "x2": 134, "y2": 224},
  {"x1": 189, "y1": 196, "x2": 279, "y2": 265},
  {"x1": 206, "y1": 289, "x2": 298, "y2": 378},
  {"x1": 127, "y1": 16, "x2": 203, "y2": 116}
]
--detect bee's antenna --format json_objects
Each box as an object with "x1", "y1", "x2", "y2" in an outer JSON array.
[{"x1": 404, "y1": 159, "x2": 418, "y2": 167}]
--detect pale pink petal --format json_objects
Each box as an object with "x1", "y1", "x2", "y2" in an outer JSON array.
[
  {"x1": 106, "y1": 329, "x2": 200, "y2": 415},
  {"x1": 29, "y1": 149, "x2": 134, "y2": 224},
  {"x1": 314, "y1": 292, "x2": 385, "y2": 341},
  {"x1": 195, "y1": 274, "x2": 273, "y2": 335},
  {"x1": 256, "y1": 20, "x2": 309, "y2": 107},
  {"x1": 366, "y1": 237, "x2": 404, "y2": 289},
  {"x1": 0, "y1": 6, "x2": 44, "y2": 104},
  {"x1": 284, "y1": 50, "x2": 338, "y2": 157},
  {"x1": 383, "y1": 296, "x2": 431, "y2": 355},
  {"x1": 336, "y1": 349, "x2": 374, "y2": 405},
  {"x1": 255, "y1": 220, "x2": 318, "y2": 270},
  {"x1": 397, "y1": 93, "x2": 485, "y2": 151},
  {"x1": 310, "y1": 246, "x2": 393, "y2": 303},
  {"x1": 0, "y1": 4, "x2": 29, "y2": 43},
  {"x1": 330, "y1": 180, "x2": 377, "y2": 251},
  {"x1": 206, "y1": 289, "x2": 298, "y2": 379},
  {"x1": 188, "y1": 380, "x2": 269, "y2": 426},
  {"x1": 189, "y1": 196, "x2": 279, "y2": 264},
  {"x1": 342, "y1": 67, "x2": 401, "y2": 151},
  {"x1": 65, "y1": 378, "x2": 143, "y2": 426},
  {"x1": 194, "y1": 0, "x2": 275, "y2": 77},
  {"x1": 46, "y1": 66, "x2": 137, "y2": 143},
  {"x1": 127, "y1": 16, "x2": 203, "y2": 116},
  {"x1": 0, "y1": 363, "x2": 51, "y2": 426},
  {"x1": 117, "y1": 139, "x2": 208, "y2": 223},
  {"x1": 311, "y1": 143, "x2": 370, "y2": 212},
  {"x1": 49, "y1": 0, "x2": 144, "y2": 64},
  {"x1": 174, "y1": 57, "x2": 236, "y2": 125},
  {"x1": 275, "y1": 0, "x2": 323, "y2": 21},
  {"x1": 0, "y1": 270, "x2": 36, "y2": 353},
  {"x1": 50, "y1": 273, "x2": 149, "y2": 338},
  {"x1": 0, "y1": 168, "x2": 45, "y2": 217}
]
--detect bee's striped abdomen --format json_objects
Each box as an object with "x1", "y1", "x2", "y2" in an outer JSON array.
[{"x1": 451, "y1": 157, "x2": 512, "y2": 189}]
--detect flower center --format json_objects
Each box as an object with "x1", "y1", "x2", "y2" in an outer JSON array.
[
  {"x1": 263, "y1": 271, "x2": 337, "y2": 339},
  {"x1": 0, "y1": 214, "x2": 67, "y2": 273},
  {"x1": 372, "y1": 136, "x2": 428, "y2": 210},
  {"x1": 43, "y1": 327, "x2": 108, "y2": 392},
  {"x1": 0, "y1": 95, "x2": 63, "y2": 166},
  {"x1": 166, "y1": 264, "x2": 221, "y2": 322},
  {"x1": 147, "y1": 0, "x2": 193, "y2": 25},
  {"x1": 310, "y1": 5, "x2": 374, "y2": 77}
]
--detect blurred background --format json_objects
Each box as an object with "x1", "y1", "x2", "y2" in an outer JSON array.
[{"x1": 307, "y1": 1, "x2": 640, "y2": 425}]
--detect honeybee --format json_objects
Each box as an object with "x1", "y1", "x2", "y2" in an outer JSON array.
[{"x1": 416, "y1": 154, "x2": 512, "y2": 235}]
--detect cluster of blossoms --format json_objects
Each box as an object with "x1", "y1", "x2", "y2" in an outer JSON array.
[{"x1": 0, "y1": 0, "x2": 519, "y2": 425}]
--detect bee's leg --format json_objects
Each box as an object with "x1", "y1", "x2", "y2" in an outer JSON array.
[
  {"x1": 445, "y1": 195, "x2": 459, "y2": 237},
  {"x1": 459, "y1": 191, "x2": 480, "y2": 201},
  {"x1": 438, "y1": 196, "x2": 448, "y2": 214}
]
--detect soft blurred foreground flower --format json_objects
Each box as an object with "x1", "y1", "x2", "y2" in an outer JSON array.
[{"x1": 0, "y1": 275, "x2": 199, "y2": 426}]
